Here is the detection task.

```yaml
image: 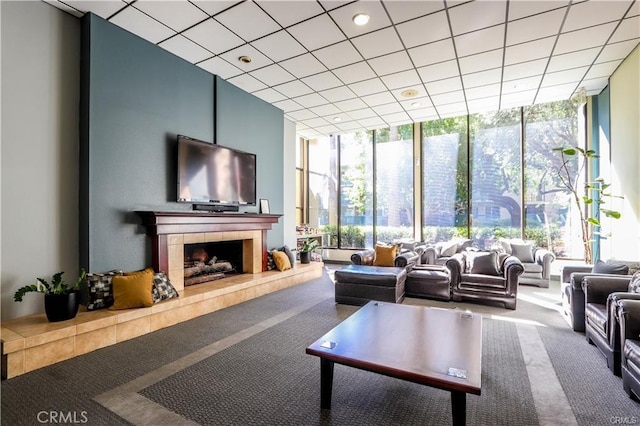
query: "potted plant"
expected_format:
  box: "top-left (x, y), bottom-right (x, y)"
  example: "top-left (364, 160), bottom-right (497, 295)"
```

top-left (299, 238), bottom-right (321, 264)
top-left (14, 270), bottom-right (86, 322)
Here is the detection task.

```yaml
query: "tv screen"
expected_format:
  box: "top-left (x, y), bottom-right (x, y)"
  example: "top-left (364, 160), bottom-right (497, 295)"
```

top-left (177, 135), bottom-right (256, 206)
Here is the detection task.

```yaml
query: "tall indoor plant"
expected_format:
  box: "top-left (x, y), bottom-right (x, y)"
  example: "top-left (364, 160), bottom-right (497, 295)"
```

top-left (14, 270), bottom-right (86, 322)
top-left (553, 146), bottom-right (621, 264)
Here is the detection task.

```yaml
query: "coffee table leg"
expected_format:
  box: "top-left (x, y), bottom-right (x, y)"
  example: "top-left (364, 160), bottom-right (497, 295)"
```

top-left (451, 391), bottom-right (466, 426)
top-left (320, 358), bottom-right (334, 409)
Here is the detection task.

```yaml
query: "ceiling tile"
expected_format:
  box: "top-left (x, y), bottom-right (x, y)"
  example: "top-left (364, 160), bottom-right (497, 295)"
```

top-left (501, 75), bottom-right (543, 94)
top-left (286, 109), bottom-right (318, 121)
top-left (436, 102), bottom-right (468, 117)
top-left (554, 22), bottom-right (618, 55)
top-left (62, 0), bottom-right (126, 18)
top-left (400, 96), bottom-right (433, 110)
top-left (541, 66), bottom-right (589, 87)
top-left (535, 82), bottom-right (578, 103)
top-left (507, 1), bottom-right (568, 21)
top-left (315, 124), bottom-right (342, 134)
top-left (273, 98), bottom-right (304, 113)
top-left (318, 86), bottom-right (358, 102)
top-left (448, 0), bottom-right (507, 36)
top-left (372, 102), bottom-right (404, 115)
top-left (214, 1), bottom-right (280, 42)
top-left (334, 98), bottom-right (369, 112)
top-left (609, 16), bottom-right (640, 43)
top-left (191, 1), bottom-right (241, 17)
top-left (467, 96), bottom-right (500, 113)
top-left (332, 61), bottom-right (377, 84)
top-left (547, 47), bottom-right (600, 73)
top-left (255, 1), bottom-right (324, 27)
top-left (300, 117), bottom-right (331, 128)
top-left (596, 39), bottom-right (640, 63)
top-left (424, 76), bottom-right (463, 95)
top-left (504, 36), bottom-right (555, 65)
top-left (380, 69), bottom-right (422, 90)
top-left (309, 103), bottom-right (342, 116)
top-left (458, 49), bottom-right (503, 75)
top-left (396, 10), bottom-right (450, 48)
top-left (506, 9), bottom-right (565, 46)
top-left (109, 6), bottom-right (175, 44)
top-left (251, 30), bottom-right (307, 62)
top-left (407, 38), bottom-right (457, 68)
top-left (500, 89), bottom-right (537, 108)
top-left (349, 78), bottom-right (387, 97)
top-left (197, 56), bottom-right (243, 79)
top-left (279, 54), bottom-right (327, 78)
top-left (158, 34), bottom-right (212, 63)
top-left (408, 106), bottom-right (438, 121)
top-left (580, 77), bottom-right (609, 95)
top-left (273, 80), bottom-right (314, 98)
top-left (219, 44), bottom-right (273, 71)
top-left (287, 14), bottom-right (346, 51)
top-left (43, 1), bottom-right (83, 17)
top-left (250, 64), bottom-right (296, 86)
top-left (382, 111), bottom-right (411, 124)
top-left (357, 117), bottom-right (388, 130)
top-left (430, 90), bottom-right (466, 106)
top-left (251, 87), bottom-right (287, 103)
top-left (584, 60), bottom-right (624, 79)
top-left (346, 108), bottom-right (377, 120)
top-left (182, 18), bottom-right (244, 55)
top-left (226, 73), bottom-right (267, 93)
top-left (462, 68), bottom-right (502, 88)
top-left (318, 1), bottom-right (353, 11)
top-left (134, 0), bottom-right (208, 32)
top-left (417, 60), bottom-right (460, 83)
top-left (465, 84), bottom-right (501, 100)
top-left (336, 122), bottom-right (366, 132)
top-left (384, 0), bottom-right (445, 24)
top-left (300, 71), bottom-right (343, 91)
top-left (563, 0), bottom-right (633, 33)
top-left (313, 41), bottom-right (362, 69)
top-left (454, 24), bottom-right (505, 57)
top-left (292, 93), bottom-right (330, 108)
top-left (360, 91), bottom-right (397, 107)
top-left (367, 51), bottom-right (414, 76)
top-left (351, 27), bottom-right (404, 59)
top-left (502, 58), bottom-right (548, 80)
top-left (328, 1), bottom-right (392, 38)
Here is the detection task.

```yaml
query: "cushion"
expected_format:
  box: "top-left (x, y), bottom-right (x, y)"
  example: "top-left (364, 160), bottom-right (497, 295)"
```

top-left (151, 272), bottom-right (179, 303)
top-left (629, 271), bottom-right (640, 293)
top-left (440, 240), bottom-right (460, 257)
top-left (510, 243), bottom-right (535, 263)
top-left (266, 250), bottom-right (276, 271)
top-left (592, 260), bottom-right (629, 275)
top-left (466, 251), bottom-right (501, 276)
top-left (82, 269), bottom-right (123, 311)
top-left (110, 268), bottom-right (154, 310)
top-left (272, 250), bottom-right (292, 271)
top-left (281, 244), bottom-right (296, 267)
top-left (498, 239), bottom-right (512, 255)
top-left (373, 244), bottom-right (399, 267)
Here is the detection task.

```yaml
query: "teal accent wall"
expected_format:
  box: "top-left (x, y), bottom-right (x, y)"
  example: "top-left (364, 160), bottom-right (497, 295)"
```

top-left (81, 14), bottom-right (284, 271)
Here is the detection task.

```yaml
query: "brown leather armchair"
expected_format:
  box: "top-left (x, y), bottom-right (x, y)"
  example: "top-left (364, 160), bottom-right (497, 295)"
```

top-left (446, 251), bottom-right (524, 310)
top-left (617, 299), bottom-right (640, 400)
top-left (583, 273), bottom-right (640, 376)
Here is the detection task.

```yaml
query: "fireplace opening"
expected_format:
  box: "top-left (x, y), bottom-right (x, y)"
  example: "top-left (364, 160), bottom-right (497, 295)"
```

top-left (184, 241), bottom-right (243, 286)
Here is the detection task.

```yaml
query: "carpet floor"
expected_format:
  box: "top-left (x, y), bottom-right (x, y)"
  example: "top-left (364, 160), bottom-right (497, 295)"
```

top-left (2, 266), bottom-right (639, 425)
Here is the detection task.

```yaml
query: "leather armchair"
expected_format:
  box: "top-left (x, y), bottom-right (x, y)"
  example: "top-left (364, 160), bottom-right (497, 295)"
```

top-left (583, 274), bottom-right (639, 376)
top-left (447, 252), bottom-right (524, 310)
top-left (351, 248), bottom-right (419, 271)
top-left (617, 299), bottom-right (640, 400)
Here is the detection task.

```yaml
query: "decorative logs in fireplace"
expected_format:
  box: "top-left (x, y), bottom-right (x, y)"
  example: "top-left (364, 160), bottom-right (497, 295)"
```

top-left (183, 257), bottom-right (235, 287)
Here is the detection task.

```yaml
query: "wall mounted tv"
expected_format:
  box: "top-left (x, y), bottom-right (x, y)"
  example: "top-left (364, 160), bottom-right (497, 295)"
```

top-left (177, 135), bottom-right (256, 212)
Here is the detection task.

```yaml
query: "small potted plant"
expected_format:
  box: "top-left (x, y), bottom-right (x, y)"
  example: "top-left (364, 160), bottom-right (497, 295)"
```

top-left (299, 238), bottom-right (321, 264)
top-left (14, 270), bottom-right (86, 322)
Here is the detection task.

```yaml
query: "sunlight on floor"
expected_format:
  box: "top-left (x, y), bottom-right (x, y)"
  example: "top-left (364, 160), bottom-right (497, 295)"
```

top-left (490, 314), bottom-right (547, 327)
top-left (517, 292), bottom-right (564, 313)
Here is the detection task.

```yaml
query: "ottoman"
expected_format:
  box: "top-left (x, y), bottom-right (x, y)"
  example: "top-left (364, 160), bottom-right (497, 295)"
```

top-left (334, 265), bottom-right (407, 305)
top-left (406, 266), bottom-right (451, 301)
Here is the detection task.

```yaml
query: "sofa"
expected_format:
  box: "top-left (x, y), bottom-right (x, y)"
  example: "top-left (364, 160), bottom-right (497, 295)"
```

top-left (446, 251), bottom-right (524, 310)
top-left (496, 239), bottom-right (555, 288)
top-left (583, 272), bottom-right (640, 376)
top-left (422, 238), bottom-right (473, 265)
top-left (617, 299), bottom-right (640, 401)
top-left (561, 260), bottom-right (640, 332)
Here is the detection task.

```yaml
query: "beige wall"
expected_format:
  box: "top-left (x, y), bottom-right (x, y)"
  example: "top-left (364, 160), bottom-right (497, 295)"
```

top-left (609, 44), bottom-right (640, 260)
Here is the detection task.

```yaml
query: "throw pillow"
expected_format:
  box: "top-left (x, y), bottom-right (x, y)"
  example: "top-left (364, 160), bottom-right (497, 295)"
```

top-left (440, 240), bottom-right (460, 257)
top-left (82, 269), bottom-right (123, 311)
top-left (281, 245), bottom-right (296, 267)
top-left (272, 250), bottom-right (292, 271)
top-left (629, 271), bottom-right (640, 293)
top-left (592, 260), bottom-right (629, 275)
top-left (466, 251), bottom-right (501, 276)
top-left (266, 250), bottom-right (276, 271)
top-left (498, 239), bottom-right (512, 255)
top-left (151, 272), bottom-right (179, 303)
top-left (510, 243), bottom-right (535, 263)
top-left (110, 268), bottom-right (154, 310)
top-left (373, 244), bottom-right (399, 267)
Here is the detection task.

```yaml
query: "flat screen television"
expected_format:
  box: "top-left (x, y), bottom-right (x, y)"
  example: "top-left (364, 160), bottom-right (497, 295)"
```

top-left (177, 135), bottom-right (256, 211)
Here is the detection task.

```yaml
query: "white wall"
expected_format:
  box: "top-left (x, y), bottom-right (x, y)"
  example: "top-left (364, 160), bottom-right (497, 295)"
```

top-left (609, 44), bottom-right (640, 260)
top-left (1, 1), bottom-right (80, 320)
top-left (283, 119), bottom-right (297, 250)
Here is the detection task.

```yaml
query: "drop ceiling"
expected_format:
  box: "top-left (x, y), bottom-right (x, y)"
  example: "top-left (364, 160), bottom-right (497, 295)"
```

top-left (45, 0), bottom-right (640, 138)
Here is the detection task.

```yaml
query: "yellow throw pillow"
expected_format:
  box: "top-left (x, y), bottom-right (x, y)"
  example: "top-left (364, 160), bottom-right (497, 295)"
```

top-left (272, 250), bottom-right (292, 271)
top-left (110, 268), bottom-right (154, 310)
top-left (373, 244), bottom-right (399, 267)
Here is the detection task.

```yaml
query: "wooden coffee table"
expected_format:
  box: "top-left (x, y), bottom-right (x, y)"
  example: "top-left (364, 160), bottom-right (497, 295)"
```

top-left (306, 301), bottom-right (482, 425)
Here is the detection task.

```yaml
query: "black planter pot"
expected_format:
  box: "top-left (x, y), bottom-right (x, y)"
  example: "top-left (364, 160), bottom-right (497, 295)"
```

top-left (300, 251), bottom-right (311, 264)
top-left (44, 291), bottom-right (79, 322)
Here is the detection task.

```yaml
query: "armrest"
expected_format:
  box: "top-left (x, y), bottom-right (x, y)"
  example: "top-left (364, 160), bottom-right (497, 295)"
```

top-left (395, 250), bottom-right (418, 269)
top-left (583, 275), bottom-right (632, 304)
top-left (617, 299), bottom-right (640, 343)
top-left (534, 249), bottom-right (555, 279)
top-left (503, 256), bottom-right (525, 294)
top-left (561, 265), bottom-right (593, 284)
top-left (422, 246), bottom-right (437, 264)
top-left (571, 272), bottom-right (632, 291)
top-left (350, 249), bottom-right (375, 266)
top-left (445, 253), bottom-right (465, 287)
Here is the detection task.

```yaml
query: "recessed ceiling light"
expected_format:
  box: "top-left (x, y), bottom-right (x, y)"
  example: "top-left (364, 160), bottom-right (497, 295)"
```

top-left (411, 102), bottom-right (421, 107)
top-left (333, 116), bottom-right (342, 122)
top-left (238, 56), bottom-right (252, 64)
top-left (400, 89), bottom-right (419, 98)
top-left (352, 13), bottom-right (370, 26)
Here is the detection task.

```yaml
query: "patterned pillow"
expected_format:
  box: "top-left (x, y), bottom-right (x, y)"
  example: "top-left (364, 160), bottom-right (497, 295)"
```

top-left (629, 271), bottom-right (640, 294)
top-left (152, 272), bottom-right (179, 303)
top-left (266, 250), bottom-right (276, 271)
top-left (82, 270), bottom-right (123, 311)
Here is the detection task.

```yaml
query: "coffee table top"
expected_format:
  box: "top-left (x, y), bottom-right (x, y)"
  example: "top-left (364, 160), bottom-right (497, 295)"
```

top-left (306, 301), bottom-right (482, 395)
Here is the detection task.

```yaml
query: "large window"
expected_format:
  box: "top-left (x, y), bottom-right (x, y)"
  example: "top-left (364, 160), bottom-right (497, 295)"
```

top-left (307, 136), bottom-right (338, 246)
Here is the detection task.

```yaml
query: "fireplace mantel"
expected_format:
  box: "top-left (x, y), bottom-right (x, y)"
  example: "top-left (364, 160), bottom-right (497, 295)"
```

top-left (136, 211), bottom-right (282, 288)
